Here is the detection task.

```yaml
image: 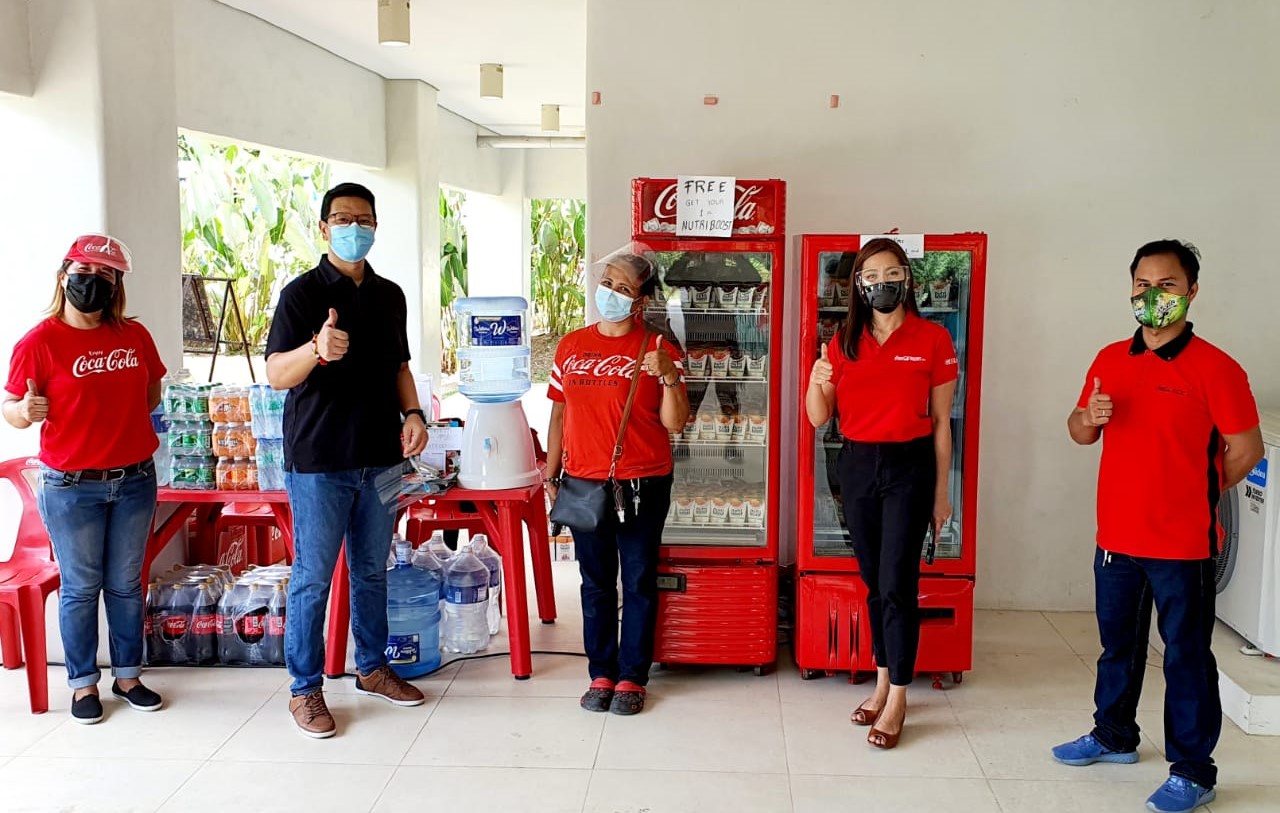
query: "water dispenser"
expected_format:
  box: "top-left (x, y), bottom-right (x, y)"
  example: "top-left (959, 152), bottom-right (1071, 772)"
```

top-left (455, 296), bottom-right (541, 490)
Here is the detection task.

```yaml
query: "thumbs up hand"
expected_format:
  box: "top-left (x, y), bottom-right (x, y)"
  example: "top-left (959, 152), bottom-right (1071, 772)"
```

top-left (316, 308), bottom-right (349, 363)
top-left (810, 342), bottom-right (834, 388)
top-left (21, 379), bottom-right (49, 424)
top-left (1085, 377), bottom-right (1113, 427)
top-left (642, 334), bottom-right (677, 384)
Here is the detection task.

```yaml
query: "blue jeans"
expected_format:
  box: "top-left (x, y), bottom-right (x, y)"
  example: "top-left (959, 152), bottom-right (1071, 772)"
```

top-left (573, 474), bottom-right (672, 686)
top-left (36, 462), bottom-right (157, 690)
top-left (284, 467), bottom-right (397, 695)
top-left (1091, 548), bottom-right (1221, 788)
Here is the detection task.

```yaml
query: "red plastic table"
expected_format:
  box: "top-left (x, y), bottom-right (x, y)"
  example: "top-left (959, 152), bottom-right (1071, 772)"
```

top-left (324, 480), bottom-right (557, 680)
top-left (147, 488), bottom-right (294, 580)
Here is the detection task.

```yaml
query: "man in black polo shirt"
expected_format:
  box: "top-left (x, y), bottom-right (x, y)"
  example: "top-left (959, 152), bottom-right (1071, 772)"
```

top-left (1053, 240), bottom-right (1263, 813)
top-left (266, 183), bottom-right (429, 739)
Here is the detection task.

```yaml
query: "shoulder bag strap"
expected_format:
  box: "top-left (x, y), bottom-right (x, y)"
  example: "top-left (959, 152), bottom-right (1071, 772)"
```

top-left (606, 326), bottom-right (654, 481)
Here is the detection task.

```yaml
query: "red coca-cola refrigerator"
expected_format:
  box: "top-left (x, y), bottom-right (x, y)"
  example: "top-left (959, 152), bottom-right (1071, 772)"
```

top-left (794, 233), bottom-right (987, 687)
top-left (632, 178), bottom-right (786, 674)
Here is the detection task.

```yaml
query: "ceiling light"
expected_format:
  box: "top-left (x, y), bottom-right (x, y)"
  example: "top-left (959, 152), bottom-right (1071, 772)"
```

top-left (541, 104), bottom-right (561, 132)
top-left (378, 0), bottom-right (410, 47)
top-left (480, 63), bottom-right (504, 99)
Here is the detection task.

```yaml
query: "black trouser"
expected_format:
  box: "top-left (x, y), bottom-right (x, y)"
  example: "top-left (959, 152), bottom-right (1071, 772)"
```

top-left (573, 474), bottom-right (673, 686)
top-left (837, 437), bottom-right (935, 686)
top-left (1091, 549), bottom-right (1221, 788)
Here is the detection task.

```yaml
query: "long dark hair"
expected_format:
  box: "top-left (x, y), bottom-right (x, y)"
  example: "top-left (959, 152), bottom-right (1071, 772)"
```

top-left (839, 238), bottom-right (919, 361)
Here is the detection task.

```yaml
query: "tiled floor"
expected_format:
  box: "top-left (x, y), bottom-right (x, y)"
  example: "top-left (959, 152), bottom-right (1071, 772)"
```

top-left (2, 564), bottom-right (1278, 813)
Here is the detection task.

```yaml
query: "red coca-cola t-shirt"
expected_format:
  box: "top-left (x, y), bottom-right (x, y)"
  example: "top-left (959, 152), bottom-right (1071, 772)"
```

top-left (549, 323), bottom-right (685, 480)
top-left (6, 317), bottom-right (166, 471)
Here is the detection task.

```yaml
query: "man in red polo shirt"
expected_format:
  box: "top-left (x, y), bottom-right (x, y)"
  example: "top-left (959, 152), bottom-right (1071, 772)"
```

top-left (1053, 240), bottom-right (1264, 813)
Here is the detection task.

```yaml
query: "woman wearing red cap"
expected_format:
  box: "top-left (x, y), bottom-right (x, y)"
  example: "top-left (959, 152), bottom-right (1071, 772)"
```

top-left (3, 234), bottom-right (167, 724)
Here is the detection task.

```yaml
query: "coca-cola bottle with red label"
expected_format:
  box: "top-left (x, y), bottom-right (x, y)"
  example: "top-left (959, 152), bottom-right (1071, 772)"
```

top-left (143, 582), bottom-right (163, 665)
top-left (218, 582), bottom-right (246, 665)
top-left (237, 583), bottom-right (269, 665)
top-left (190, 583), bottom-right (219, 665)
top-left (264, 583), bottom-right (287, 666)
top-left (159, 583), bottom-right (191, 665)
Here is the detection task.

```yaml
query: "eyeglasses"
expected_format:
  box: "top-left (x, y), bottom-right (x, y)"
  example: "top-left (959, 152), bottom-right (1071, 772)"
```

top-left (858, 265), bottom-right (909, 285)
top-left (326, 214), bottom-right (377, 228)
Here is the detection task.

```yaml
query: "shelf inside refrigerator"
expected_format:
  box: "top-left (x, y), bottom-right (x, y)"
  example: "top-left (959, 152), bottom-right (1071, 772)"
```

top-left (684, 376), bottom-right (768, 385)
top-left (661, 524), bottom-right (767, 548)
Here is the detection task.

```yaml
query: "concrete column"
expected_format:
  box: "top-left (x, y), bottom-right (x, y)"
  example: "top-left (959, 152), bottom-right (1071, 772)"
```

top-left (463, 150), bottom-right (528, 301)
top-left (348, 79), bottom-right (442, 384)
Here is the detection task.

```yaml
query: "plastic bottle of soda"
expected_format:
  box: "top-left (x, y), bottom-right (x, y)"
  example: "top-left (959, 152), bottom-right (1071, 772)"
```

top-left (265, 583), bottom-right (287, 666)
top-left (159, 583), bottom-right (191, 665)
top-left (143, 582), bottom-right (162, 665)
top-left (190, 583), bottom-right (219, 665)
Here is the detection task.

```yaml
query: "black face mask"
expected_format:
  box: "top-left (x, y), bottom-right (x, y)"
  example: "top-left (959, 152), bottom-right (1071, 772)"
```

top-left (861, 280), bottom-right (907, 314)
top-left (65, 274), bottom-right (116, 314)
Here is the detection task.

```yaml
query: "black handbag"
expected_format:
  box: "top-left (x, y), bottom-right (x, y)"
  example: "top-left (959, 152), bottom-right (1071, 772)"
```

top-left (549, 327), bottom-right (652, 533)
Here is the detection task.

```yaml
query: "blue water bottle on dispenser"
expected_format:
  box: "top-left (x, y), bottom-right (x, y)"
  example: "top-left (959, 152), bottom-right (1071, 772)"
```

top-left (455, 296), bottom-right (541, 490)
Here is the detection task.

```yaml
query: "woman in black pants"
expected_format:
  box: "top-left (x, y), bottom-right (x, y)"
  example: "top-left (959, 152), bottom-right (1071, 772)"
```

top-left (806, 238), bottom-right (957, 749)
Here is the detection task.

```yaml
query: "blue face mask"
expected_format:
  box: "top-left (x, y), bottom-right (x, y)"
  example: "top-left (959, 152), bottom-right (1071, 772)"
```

top-left (329, 224), bottom-right (376, 263)
top-left (595, 285), bottom-right (635, 323)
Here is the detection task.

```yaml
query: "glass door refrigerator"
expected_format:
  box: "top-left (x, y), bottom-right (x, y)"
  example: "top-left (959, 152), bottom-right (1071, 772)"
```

top-left (794, 233), bottom-right (987, 687)
top-left (631, 178), bottom-right (786, 674)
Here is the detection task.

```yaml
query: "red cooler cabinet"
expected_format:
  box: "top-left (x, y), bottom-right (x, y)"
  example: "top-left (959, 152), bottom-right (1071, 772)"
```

top-left (632, 178), bottom-right (787, 672)
top-left (794, 233), bottom-right (987, 687)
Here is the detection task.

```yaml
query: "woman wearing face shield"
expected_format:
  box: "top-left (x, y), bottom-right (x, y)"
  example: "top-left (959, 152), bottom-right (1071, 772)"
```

top-left (3, 235), bottom-right (167, 723)
top-left (806, 238), bottom-right (958, 749)
top-left (545, 249), bottom-right (690, 716)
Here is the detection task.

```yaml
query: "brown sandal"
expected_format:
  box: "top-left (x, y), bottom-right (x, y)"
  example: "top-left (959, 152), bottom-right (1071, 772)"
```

top-left (850, 700), bottom-right (881, 727)
top-left (867, 710), bottom-right (906, 750)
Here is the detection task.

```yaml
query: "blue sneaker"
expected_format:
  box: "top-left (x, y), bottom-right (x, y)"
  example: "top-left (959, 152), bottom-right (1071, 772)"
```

top-left (1145, 776), bottom-right (1215, 813)
top-left (1051, 734), bottom-right (1139, 766)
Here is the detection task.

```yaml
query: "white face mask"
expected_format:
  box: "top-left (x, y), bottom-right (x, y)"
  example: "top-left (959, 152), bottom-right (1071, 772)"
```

top-left (595, 285), bottom-right (635, 323)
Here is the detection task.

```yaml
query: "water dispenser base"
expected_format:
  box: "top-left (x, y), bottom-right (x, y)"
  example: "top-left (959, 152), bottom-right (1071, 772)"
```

top-left (459, 401), bottom-right (542, 491)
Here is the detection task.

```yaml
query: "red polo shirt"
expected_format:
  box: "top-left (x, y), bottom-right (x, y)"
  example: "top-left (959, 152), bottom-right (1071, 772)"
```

top-left (1078, 327), bottom-right (1259, 560)
top-left (828, 314), bottom-right (958, 443)
top-left (549, 323), bottom-right (685, 480)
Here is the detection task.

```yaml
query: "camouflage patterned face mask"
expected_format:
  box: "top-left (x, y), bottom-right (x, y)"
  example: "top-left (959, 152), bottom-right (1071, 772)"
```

top-left (1131, 288), bottom-right (1189, 329)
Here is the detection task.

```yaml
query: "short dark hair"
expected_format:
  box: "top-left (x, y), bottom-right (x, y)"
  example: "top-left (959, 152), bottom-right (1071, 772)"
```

top-left (321, 182), bottom-right (377, 222)
top-left (1130, 239), bottom-right (1200, 286)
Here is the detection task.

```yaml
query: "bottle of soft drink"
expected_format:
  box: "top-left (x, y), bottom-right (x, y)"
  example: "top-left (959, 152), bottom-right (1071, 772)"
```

top-left (143, 582), bottom-right (162, 665)
top-left (218, 581), bottom-right (246, 665)
top-left (237, 582), bottom-right (270, 665)
top-left (190, 583), bottom-right (219, 665)
top-left (442, 546), bottom-right (490, 654)
top-left (265, 583), bottom-right (287, 666)
top-left (159, 583), bottom-right (191, 665)
top-left (386, 537), bottom-right (442, 678)
top-left (468, 534), bottom-right (503, 636)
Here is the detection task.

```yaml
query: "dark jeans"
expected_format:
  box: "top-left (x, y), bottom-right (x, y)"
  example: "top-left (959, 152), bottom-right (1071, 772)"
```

top-left (1091, 548), bottom-right (1221, 788)
top-left (284, 466), bottom-right (398, 695)
top-left (573, 474), bottom-right (672, 686)
top-left (837, 437), bottom-right (935, 686)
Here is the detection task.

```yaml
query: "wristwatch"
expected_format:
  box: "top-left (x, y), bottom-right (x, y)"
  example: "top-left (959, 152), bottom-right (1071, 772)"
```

top-left (403, 408), bottom-right (425, 422)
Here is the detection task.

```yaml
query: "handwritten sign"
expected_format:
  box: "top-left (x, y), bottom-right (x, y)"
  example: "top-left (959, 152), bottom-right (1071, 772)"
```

top-left (676, 175), bottom-right (736, 238)
top-left (860, 233), bottom-right (925, 259)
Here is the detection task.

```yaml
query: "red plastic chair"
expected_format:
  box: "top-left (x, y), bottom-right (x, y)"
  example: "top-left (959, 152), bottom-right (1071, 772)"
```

top-left (215, 503), bottom-right (288, 573)
top-left (0, 457), bottom-right (61, 714)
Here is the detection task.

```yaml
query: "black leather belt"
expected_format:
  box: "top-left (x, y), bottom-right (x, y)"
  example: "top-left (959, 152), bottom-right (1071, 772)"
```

top-left (64, 460), bottom-right (152, 482)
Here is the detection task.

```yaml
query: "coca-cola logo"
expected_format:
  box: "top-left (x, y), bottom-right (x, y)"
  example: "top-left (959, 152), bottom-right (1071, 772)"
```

top-left (72, 348), bottom-right (139, 378)
top-left (191, 614), bottom-right (218, 635)
top-left (161, 616), bottom-right (188, 639)
top-left (82, 241), bottom-right (122, 259)
top-left (560, 353), bottom-right (637, 380)
top-left (652, 183), bottom-right (764, 223)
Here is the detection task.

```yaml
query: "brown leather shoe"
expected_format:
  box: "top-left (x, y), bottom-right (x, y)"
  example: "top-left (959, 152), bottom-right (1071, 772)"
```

top-left (354, 666), bottom-right (426, 707)
top-left (289, 689), bottom-right (336, 739)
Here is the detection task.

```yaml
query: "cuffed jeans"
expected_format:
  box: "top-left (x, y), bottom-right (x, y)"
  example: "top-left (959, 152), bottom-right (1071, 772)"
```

top-left (837, 437), bottom-right (935, 687)
top-left (284, 466), bottom-right (397, 695)
top-left (1090, 548), bottom-right (1221, 788)
top-left (36, 461), bottom-right (157, 690)
top-left (573, 474), bottom-right (672, 686)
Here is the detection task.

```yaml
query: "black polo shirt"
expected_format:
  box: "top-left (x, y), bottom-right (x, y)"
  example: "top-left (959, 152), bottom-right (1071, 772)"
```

top-left (265, 256), bottom-right (410, 473)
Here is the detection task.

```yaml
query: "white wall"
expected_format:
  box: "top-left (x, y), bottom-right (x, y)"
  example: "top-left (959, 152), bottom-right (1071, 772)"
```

top-left (587, 0), bottom-right (1280, 611)
top-left (0, 0), bottom-right (32, 96)
top-left (173, 0), bottom-right (386, 168)
top-left (526, 149), bottom-right (587, 200)
top-left (438, 108), bottom-right (503, 194)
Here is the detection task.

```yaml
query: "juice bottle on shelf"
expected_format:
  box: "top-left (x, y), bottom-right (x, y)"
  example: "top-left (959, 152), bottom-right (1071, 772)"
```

top-left (216, 458), bottom-right (233, 490)
top-left (243, 457), bottom-right (258, 491)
